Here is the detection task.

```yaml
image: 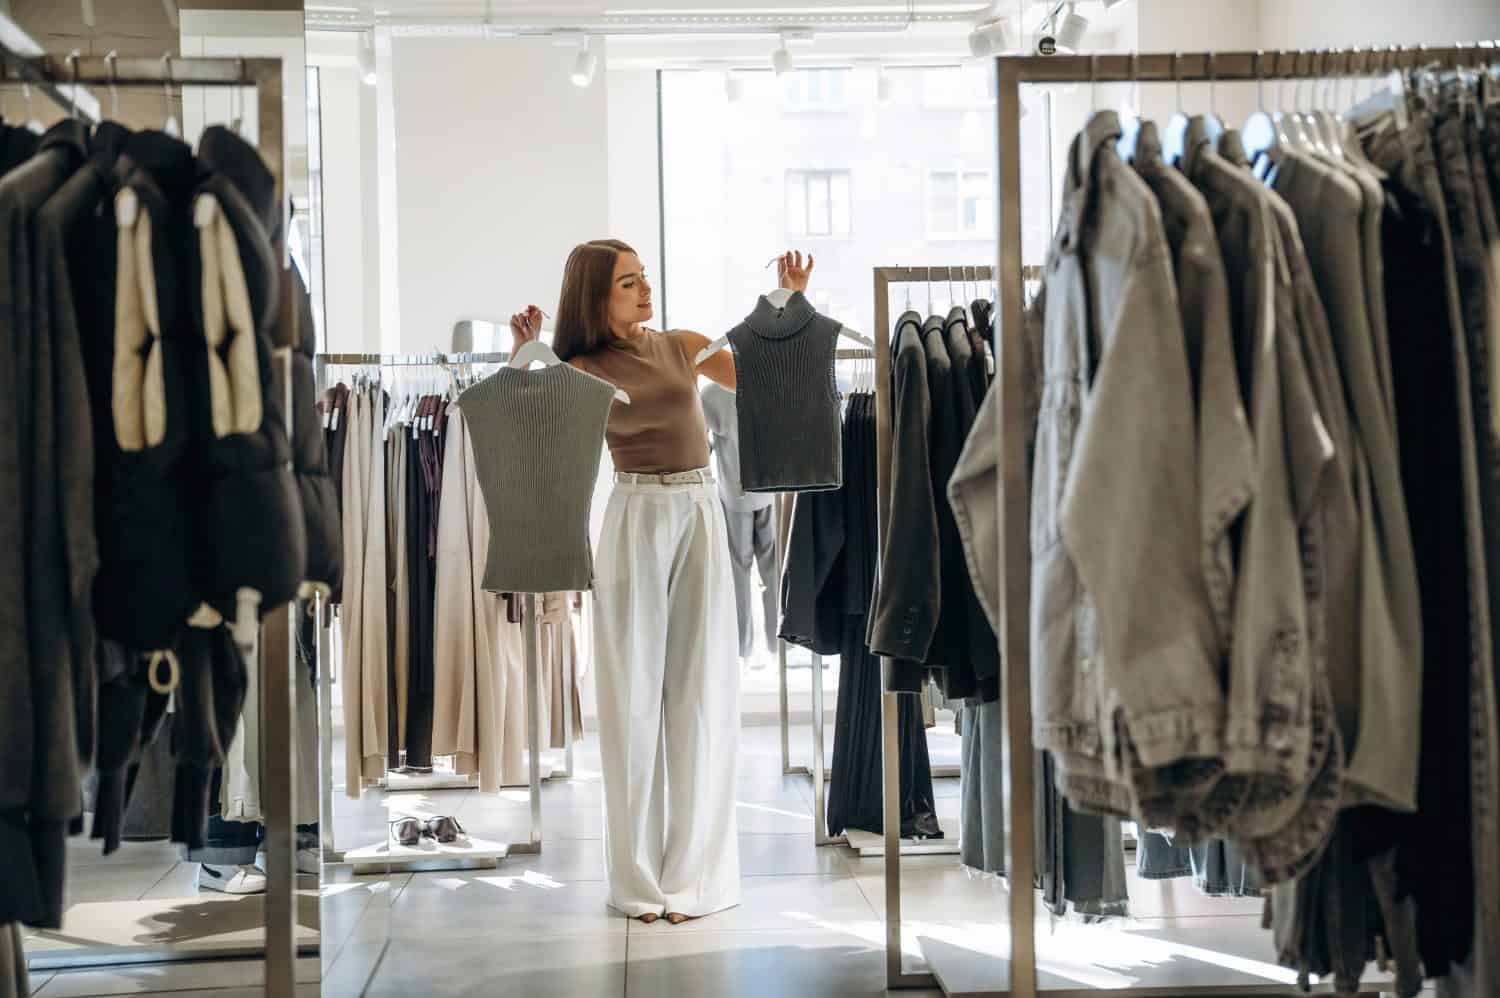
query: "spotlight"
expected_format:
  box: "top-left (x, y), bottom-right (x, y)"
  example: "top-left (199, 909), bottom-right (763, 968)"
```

top-left (1055, 3), bottom-right (1088, 53)
top-left (968, 17), bottom-right (1014, 59)
top-left (725, 71), bottom-right (742, 102)
top-left (571, 38), bottom-right (598, 87)
top-left (357, 31), bottom-right (377, 86)
top-left (772, 45), bottom-right (793, 76)
top-left (876, 67), bottom-right (893, 103)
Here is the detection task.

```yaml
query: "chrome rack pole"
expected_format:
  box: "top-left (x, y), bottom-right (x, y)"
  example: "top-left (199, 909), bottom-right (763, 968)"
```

top-left (776, 493), bottom-right (807, 776)
top-left (562, 596), bottom-right (575, 780)
top-left (519, 593), bottom-right (544, 855)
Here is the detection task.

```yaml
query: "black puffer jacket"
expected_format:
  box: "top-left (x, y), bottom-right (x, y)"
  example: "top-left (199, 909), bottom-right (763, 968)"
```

top-left (187, 127), bottom-right (305, 617)
top-left (200, 125), bottom-right (340, 595)
top-left (283, 261), bottom-right (342, 593)
top-left (96, 131), bottom-right (198, 651)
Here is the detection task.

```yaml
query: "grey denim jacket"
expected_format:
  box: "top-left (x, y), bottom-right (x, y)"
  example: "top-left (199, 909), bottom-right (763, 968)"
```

top-left (1027, 112), bottom-right (1228, 813)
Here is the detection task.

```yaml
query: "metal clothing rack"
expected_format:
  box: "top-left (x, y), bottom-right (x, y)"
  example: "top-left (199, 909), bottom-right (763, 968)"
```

top-left (0, 48), bottom-right (299, 994)
top-left (879, 43), bottom-right (1500, 998)
top-left (315, 350), bottom-right (580, 874)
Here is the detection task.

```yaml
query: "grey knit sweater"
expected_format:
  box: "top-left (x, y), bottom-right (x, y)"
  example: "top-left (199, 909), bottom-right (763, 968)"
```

top-left (727, 291), bottom-right (843, 492)
top-left (456, 363), bottom-right (617, 593)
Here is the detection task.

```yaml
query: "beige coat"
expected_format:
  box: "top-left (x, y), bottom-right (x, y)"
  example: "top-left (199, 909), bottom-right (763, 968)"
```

top-left (340, 386), bottom-right (389, 797)
top-left (431, 410), bottom-right (585, 792)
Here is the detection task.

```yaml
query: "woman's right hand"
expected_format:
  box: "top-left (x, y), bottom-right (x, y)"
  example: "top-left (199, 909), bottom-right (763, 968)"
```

top-left (509, 306), bottom-right (544, 353)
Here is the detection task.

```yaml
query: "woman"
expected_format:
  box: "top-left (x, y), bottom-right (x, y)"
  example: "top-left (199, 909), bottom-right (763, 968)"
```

top-left (509, 240), bottom-right (813, 924)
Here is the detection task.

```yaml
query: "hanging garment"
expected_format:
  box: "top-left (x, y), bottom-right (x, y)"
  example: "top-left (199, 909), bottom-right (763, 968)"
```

top-left (387, 425), bottom-right (410, 766)
top-left (187, 129), bottom-right (305, 620)
top-left (0, 119), bottom-right (98, 930)
top-left (869, 311), bottom-right (939, 694)
top-left (457, 364), bottom-right (618, 594)
top-left (340, 384), bottom-right (390, 797)
top-left (804, 393), bottom-right (938, 840)
top-left (921, 312), bottom-right (977, 700)
top-left (723, 290), bottom-right (844, 492)
top-left (592, 473), bottom-right (741, 918)
top-left (404, 420), bottom-right (434, 769)
top-left (539, 592), bottom-right (585, 748)
top-left (940, 307), bottom-right (999, 701)
top-left (702, 383), bottom-right (778, 657)
top-left (169, 622), bottom-right (248, 848)
top-left (430, 406), bottom-right (534, 791)
top-left (1268, 147), bottom-right (1422, 815)
top-left (1180, 122), bottom-right (1343, 863)
top-left (1028, 111), bottom-right (1229, 821)
top-left (959, 699), bottom-right (1006, 873)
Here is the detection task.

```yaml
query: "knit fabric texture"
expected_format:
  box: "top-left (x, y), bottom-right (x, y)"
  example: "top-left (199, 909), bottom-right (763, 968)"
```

top-left (726, 292), bottom-right (843, 492)
top-left (457, 363), bottom-right (617, 593)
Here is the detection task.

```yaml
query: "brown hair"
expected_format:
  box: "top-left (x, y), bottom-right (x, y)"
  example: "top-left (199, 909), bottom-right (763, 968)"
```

top-left (554, 238), bottom-right (638, 361)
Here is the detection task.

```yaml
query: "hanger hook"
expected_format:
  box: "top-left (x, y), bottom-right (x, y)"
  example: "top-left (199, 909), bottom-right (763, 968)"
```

top-left (105, 50), bottom-right (120, 119)
top-left (1129, 51), bottom-right (1139, 113)
top-left (66, 50), bottom-right (79, 119)
top-left (161, 53), bottom-right (173, 123)
top-left (1173, 51), bottom-right (1182, 111)
top-left (1089, 54), bottom-right (1099, 110)
top-left (1255, 49), bottom-right (1265, 111)
top-left (1207, 51), bottom-right (1217, 118)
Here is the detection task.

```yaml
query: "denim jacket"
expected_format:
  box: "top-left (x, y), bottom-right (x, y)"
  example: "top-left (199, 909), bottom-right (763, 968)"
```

top-left (1029, 112), bottom-right (1227, 813)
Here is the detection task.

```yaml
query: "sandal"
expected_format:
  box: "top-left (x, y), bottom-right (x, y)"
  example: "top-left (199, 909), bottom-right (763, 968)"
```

top-left (389, 816), bottom-right (422, 847)
top-left (665, 913), bottom-right (696, 925)
top-left (638, 913), bottom-right (660, 924)
top-left (423, 816), bottom-right (466, 844)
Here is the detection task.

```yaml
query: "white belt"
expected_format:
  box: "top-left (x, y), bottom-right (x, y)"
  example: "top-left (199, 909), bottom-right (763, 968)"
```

top-left (615, 469), bottom-right (714, 485)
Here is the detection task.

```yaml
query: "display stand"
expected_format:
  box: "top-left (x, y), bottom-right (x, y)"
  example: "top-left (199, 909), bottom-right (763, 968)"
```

top-left (881, 45), bottom-right (1496, 996)
top-left (314, 351), bottom-right (578, 875)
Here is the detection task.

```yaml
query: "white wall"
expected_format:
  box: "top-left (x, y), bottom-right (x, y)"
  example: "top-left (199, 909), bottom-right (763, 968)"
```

top-left (1259, 0), bottom-right (1500, 48)
top-left (180, 9), bottom-right (309, 200)
top-left (386, 36), bottom-right (611, 353)
top-left (606, 68), bottom-right (664, 302)
top-left (318, 64), bottom-right (378, 352)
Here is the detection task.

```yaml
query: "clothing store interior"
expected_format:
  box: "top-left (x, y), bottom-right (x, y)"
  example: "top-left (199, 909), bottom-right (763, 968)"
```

top-left (5, 0), bottom-right (1500, 996)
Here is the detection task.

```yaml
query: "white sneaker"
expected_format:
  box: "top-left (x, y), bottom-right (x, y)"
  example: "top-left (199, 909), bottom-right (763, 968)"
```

top-left (198, 863), bottom-right (267, 895)
top-left (297, 848), bottom-right (320, 875)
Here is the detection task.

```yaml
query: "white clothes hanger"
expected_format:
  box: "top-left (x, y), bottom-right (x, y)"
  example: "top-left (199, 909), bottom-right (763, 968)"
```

top-left (509, 335), bottom-right (630, 404)
top-left (695, 265), bottom-right (872, 365)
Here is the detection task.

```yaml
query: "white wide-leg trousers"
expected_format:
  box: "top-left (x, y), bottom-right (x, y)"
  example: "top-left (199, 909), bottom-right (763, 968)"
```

top-left (593, 476), bottom-right (742, 918)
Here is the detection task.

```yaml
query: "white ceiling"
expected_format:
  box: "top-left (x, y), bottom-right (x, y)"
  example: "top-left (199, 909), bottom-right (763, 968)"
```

top-left (304, 0), bottom-right (1137, 67)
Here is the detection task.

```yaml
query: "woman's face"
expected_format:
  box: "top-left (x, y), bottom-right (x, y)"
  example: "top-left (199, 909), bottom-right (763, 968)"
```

top-left (608, 251), bottom-right (653, 332)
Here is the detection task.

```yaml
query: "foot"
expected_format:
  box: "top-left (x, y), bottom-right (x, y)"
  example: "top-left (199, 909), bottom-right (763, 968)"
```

top-left (296, 848), bottom-right (320, 875)
top-left (637, 912), bottom-right (660, 924)
top-left (665, 912), bottom-right (696, 925)
top-left (197, 863), bottom-right (267, 895)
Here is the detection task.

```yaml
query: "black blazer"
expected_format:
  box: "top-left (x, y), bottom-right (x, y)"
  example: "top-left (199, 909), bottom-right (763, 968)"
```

top-left (869, 312), bottom-right (938, 692)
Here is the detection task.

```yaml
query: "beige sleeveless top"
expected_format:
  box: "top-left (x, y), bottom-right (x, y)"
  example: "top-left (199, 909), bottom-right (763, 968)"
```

top-left (570, 330), bottom-right (711, 474)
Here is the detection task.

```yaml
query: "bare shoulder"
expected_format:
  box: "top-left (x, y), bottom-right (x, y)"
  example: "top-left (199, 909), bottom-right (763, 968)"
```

top-left (667, 329), bottom-right (711, 350)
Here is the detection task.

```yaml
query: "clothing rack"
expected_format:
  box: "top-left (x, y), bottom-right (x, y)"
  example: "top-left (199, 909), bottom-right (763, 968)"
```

top-left (862, 266), bottom-right (993, 869)
top-left (878, 43), bottom-right (1500, 998)
top-left (316, 350), bottom-right (580, 874)
top-left (0, 47), bottom-right (298, 995)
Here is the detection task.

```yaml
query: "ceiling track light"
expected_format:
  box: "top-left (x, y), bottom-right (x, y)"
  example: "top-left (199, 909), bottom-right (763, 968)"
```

top-left (357, 30), bottom-right (377, 86)
top-left (570, 36), bottom-right (599, 87)
top-left (967, 16), bottom-right (1013, 59)
top-left (1054, 2), bottom-right (1088, 53)
top-left (772, 44), bottom-right (792, 76)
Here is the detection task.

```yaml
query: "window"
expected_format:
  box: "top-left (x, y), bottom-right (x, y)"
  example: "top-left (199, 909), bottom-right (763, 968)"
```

top-left (920, 64), bottom-right (997, 110)
top-left (926, 168), bottom-right (994, 238)
top-left (786, 169), bottom-right (852, 238)
top-left (302, 66), bottom-right (328, 351)
top-left (783, 68), bottom-right (848, 110)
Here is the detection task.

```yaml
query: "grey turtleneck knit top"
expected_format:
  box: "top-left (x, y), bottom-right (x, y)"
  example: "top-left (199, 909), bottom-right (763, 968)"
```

top-left (456, 363), bottom-right (617, 593)
top-left (726, 291), bottom-right (844, 492)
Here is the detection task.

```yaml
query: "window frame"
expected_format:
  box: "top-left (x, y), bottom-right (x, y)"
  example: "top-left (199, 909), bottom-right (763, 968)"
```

top-left (924, 165), bottom-right (995, 241)
top-left (785, 167), bottom-right (854, 240)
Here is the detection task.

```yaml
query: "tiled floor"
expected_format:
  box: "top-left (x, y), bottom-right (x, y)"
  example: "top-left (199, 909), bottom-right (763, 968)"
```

top-left (27, 722), bottom-right (1380, 997)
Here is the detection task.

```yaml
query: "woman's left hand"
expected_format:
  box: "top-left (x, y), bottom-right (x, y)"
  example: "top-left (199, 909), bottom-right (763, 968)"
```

top-left (777, 250), bottom-right (814, 294)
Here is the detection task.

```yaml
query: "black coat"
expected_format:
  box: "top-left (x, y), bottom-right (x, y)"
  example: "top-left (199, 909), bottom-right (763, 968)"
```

top-left (284, 260), bottom-right (342, 592)
top-left (188, 131), bottom-right (305, 616)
